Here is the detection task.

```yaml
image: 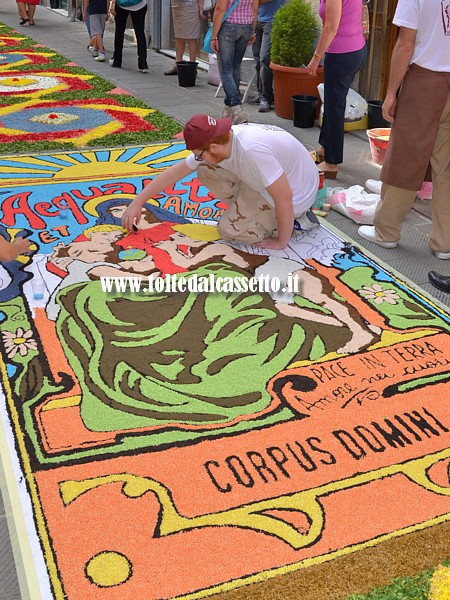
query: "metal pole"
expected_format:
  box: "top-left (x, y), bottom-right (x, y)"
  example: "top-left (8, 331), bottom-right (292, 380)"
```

top-left (364, 0), bottom-right (378, 99)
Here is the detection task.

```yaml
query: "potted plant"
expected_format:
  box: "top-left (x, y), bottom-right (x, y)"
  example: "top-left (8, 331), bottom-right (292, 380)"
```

top-left (270, 0), bottom-right (323, 120)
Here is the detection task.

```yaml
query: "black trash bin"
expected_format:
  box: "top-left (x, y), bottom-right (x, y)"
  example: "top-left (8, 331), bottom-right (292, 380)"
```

top-left (292, 95), bottom-right (318, 128)
top-left (368, 100), bottom-right (391, 129)
top-left (176, 61), bottom-right (198, 88)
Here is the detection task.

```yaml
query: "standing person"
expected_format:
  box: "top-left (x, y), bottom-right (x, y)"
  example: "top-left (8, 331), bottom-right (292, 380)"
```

top-left (164, 0), bottom-right (205, 76)
top-left (210, 0), bottom-right (259, 124)
top-left (16, 0), bottom-right (39, 26)
top-left (109, 0), bottom-right (149, 73)
top-left (122, 114), bottom-right (319, 250)
top-left (248, 0), bottom-right (286, 113)
top-left (84, 0), bottom-right (109, 62)
top-left (306, 0), bottom-right (367, 178)
top-left (84, 3), bottom-right (98, 58)
top-left (358, 0), bottom-right (450, 259)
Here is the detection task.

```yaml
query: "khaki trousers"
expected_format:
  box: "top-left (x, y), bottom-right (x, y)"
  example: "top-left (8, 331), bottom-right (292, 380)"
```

top-left (374, 92), bottom-right (450, 252)
top-left (198, 164), bottom-right (278, 243)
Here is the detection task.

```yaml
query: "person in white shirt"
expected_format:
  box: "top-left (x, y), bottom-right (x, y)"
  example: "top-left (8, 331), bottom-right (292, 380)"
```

top-left (358, 0), bottom-right (450, 259)
top-left (122, 114), bottom-right (319, 250)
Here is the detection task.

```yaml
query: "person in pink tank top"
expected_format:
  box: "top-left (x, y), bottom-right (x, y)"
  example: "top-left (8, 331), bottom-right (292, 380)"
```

top-left (307, 0), bottom-right (367, 178)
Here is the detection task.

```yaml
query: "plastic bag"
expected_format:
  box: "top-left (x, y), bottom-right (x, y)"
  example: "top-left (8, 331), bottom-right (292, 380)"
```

top-left (207, 53), bottom-right (220, 86)
top-left (317, 84), bottom-right (368, 123)
top-left (328, 185), bottom-right (380, 224)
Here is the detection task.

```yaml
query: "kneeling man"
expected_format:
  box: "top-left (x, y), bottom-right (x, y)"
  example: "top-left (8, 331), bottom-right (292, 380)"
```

top-left (122, 114), bottom-right (319, 250)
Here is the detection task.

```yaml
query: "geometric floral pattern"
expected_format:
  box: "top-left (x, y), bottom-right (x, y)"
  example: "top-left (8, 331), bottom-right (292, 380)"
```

top-left (0, 70), bottom-right (93, 97)
top-left (0, 50), bottom-right (55, 70)
top-left (0, 98), bottom-right (156, 146)
top-left (0, 23), bottom-right (182, 151)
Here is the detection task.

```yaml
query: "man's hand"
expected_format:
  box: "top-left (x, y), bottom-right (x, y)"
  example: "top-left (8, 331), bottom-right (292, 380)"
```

top-left (382, 92), bottom-right (397, 123)
top-left (253, 237), bottom-right (287, 250)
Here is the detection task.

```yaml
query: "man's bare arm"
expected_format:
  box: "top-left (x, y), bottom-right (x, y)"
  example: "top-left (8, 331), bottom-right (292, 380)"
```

top-left (383, 26), bottom-right (416, 123)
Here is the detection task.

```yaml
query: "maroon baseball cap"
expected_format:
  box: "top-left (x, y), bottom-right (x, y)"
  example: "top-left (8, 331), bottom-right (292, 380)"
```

top-left (184, 114), bottom-right (232, 150)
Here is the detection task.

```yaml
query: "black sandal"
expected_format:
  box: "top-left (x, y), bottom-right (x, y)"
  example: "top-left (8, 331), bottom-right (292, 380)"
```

top-left (20, 18), bottom-right (29, 25)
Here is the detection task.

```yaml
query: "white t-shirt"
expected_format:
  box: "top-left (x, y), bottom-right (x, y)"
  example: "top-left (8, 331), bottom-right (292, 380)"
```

top-left (393, 0), bottom-right (450, 72)
top-left (186, 123), bottom-right (319, 216)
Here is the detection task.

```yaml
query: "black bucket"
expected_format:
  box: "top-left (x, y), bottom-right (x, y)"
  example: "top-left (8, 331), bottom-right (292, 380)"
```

top-left (368, 100), bottom-right (391, 129)
top-left (292, 95), bottom-right (318, 128)
top-left (176, 61), bottom-right (198, 87)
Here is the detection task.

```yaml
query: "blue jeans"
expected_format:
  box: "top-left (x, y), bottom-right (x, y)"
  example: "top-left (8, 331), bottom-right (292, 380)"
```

top-left (252, 20), bottom-right (273, 103)
top-left (319, 46), bottom-right (367, 165)
top-left (217, 21), bottom-right (254, 107)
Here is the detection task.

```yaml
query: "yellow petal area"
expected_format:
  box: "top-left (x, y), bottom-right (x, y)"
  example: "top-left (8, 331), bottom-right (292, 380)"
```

top-left (0, 76), bottom-right (37, 87)
top-left (173, 223), bottom-right (221, 242)
top-left (429, 565), bottom-right (450, 600)
top-left (85, 551), bottom-right (132, 588)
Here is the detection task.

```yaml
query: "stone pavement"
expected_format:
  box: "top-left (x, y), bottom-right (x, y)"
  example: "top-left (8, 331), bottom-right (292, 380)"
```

top-left (0, 2), bottom-right (449, 598)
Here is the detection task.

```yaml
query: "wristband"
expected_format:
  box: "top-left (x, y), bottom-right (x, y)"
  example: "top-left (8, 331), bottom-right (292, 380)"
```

top-left (211, 38), bottom-right (218, 41)
top-left (314, 52), bottom-right (323, 59)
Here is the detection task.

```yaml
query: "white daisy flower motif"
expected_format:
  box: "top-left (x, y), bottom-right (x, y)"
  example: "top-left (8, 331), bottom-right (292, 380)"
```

top-left (359, 283), bottom-right (400, 305)
top-left (2, 327), bottom-right (38, 359)
top-left (30, 112), bottom-right (80, 125)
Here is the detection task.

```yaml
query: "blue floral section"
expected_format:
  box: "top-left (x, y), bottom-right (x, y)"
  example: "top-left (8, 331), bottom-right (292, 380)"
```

top-left (2, 107), bottom-right (113, 133)
top-left (0, 53), bottom-right (27, 66)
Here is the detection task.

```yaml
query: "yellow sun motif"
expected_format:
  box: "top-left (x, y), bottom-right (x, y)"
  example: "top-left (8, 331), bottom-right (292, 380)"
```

top-left (0, 143), bottom-right (189, 184)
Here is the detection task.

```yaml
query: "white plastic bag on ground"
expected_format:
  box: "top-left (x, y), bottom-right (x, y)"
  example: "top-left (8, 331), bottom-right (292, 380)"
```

top-left (317, 84), bottom-right (368, 129)
top-left (328, 185), bottom-right (380, 224)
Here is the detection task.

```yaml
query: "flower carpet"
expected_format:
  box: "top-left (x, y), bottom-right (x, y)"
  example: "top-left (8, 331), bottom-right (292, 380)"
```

top-left (0, 142), bottom-right (449, 600)
top-left (0, 23), bottom-right (182, 153)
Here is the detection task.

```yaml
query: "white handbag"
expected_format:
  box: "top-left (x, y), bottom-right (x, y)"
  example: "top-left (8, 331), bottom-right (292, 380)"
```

top-left (203, 0), bottom-right (216, 10)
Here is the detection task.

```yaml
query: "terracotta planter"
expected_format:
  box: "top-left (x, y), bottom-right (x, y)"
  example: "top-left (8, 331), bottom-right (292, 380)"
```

top-left (270, 63), bottom-right (324, 120)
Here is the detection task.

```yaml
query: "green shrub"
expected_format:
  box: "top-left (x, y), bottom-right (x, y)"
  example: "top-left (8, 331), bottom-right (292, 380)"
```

top-left (271, 0), bottom-right (320, 67)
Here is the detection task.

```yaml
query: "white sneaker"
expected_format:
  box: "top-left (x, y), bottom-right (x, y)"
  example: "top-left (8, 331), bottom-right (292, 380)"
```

top-left (95, 53), bottom-right (106, 62)
top-left (358, 225), bottom-right (398, 248)
top-left (138, 68), bottom-right (149, 73)
top-left (365, 179), bottom-right (382, 194)
top-left (294, 210), bottom-right (320, 232)
top-left (88, 46), bottom-right (98, 57)
top-left (433, 251), bottom-right (450, 260)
